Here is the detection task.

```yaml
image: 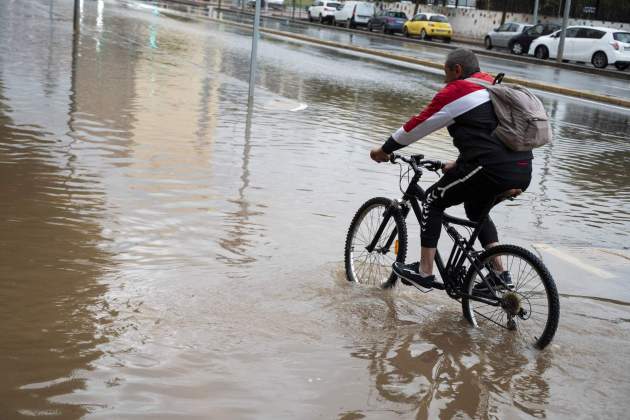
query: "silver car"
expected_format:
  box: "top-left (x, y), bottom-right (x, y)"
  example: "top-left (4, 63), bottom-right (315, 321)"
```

top-left (485, 22), bottom-right (531, 49)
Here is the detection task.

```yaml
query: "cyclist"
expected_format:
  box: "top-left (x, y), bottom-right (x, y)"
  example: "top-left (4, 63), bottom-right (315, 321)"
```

top-left (370, 49), bottom-right (532, 290)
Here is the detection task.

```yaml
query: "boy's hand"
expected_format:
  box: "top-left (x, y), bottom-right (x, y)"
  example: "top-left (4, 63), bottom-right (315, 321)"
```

top-left (370, 147), bottom-right (390, 163)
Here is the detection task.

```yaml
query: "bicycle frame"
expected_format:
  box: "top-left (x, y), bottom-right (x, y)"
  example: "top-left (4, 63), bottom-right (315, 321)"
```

top-left (367, 169), bottom-right (501, 306)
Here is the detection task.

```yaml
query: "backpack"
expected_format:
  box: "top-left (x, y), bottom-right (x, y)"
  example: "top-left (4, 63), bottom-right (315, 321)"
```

top-left (469, 73), bottom-right (553, 152)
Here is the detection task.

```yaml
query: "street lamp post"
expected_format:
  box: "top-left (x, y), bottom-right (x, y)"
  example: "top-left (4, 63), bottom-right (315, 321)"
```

top-left (73, 0), bottom-right (80, 30)
top-left (248, 0), bottom-right (262, 101)
top-left (556, 0), bottom-right (571, 62)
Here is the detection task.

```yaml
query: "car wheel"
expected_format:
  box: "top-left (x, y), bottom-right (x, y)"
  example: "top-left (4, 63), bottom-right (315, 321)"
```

top-left (318, 14), bottom-right (323, 24)
top-left (484, 36), bottom-right (492, 49)
top-left (382, 25), bottom-right (388, 34)
top-left (511, 41), bottom-right (524, 55)
top-left (535, 45), bottom-right (549, 60)
top-left (615, 62), bottom-right (630, 71)
top-left (332, 17), bottom-right (336, 26)
top-left (308, 12), bottom-right (313, 22)
top-left (420, 29), bottom-right (428, 40)
top-left (345, 19), bottom-right (351, 29)
top-left (444, 37), bottom-right (451, 43)
top-left (403, 26), bottom-right (409, 38)
top-left (367, 22), bottom-right (372, 31)
top-left (591, 51), bottom-right (608, 69)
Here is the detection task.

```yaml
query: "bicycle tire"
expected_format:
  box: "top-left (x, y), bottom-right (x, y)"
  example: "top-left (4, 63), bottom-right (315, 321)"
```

top-left (461, 244), bottom-right (560, 349)
top-left (344, 197), bottom-right (407, 289)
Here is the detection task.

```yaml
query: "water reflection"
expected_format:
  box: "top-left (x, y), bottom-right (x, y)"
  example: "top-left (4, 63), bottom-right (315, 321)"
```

top-left (217, 101), bottom-right (263, 267)
top-left (0, 82), bottom-right (111, 418)
top-left (349, 296), bottom-right (551, 418)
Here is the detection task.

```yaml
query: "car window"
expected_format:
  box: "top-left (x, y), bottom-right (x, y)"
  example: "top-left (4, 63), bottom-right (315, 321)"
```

top-left (614, 32), bottom-right (630, 43)
top-left (414, 14), bottom-right (426, 21)
top-left (498, 23), bottom-right (510, 32)
top-left (430, 15), bottom-right (447, 22)
top-left (527, 24), bottom-right (544, 36)
top-left (507, 23), bottom-right (519, 32)
top-left (575, 28), bottom-right (590, 38)
top-left (326, 1), bottom-right (340, 7)
top-left (565, 28), bottom-right (579, 38)
top-left (393, 12), bottom-right (407, 18)
top-left (543, 25), bottom-right (560, 34)
top-left (587, 29), bottom-right (605, 39)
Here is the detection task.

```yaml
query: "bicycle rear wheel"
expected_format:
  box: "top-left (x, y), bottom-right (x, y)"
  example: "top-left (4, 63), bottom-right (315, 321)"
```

top-left (461, 244), bottom-right (560, 349)
top-left (344, 197), bottom-right (407, 288)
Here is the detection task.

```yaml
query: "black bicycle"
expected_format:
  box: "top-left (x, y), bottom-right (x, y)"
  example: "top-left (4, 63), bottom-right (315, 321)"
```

top-left (344, 153), bottom-right (560, 349)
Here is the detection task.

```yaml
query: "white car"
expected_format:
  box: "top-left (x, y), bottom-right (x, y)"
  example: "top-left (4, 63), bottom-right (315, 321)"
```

top-left (307, 0), bottom-right (341, 24)
top-left (529, 26), bottom-right (630, 70)
top-left (332, 1), bottom-right (375, 29)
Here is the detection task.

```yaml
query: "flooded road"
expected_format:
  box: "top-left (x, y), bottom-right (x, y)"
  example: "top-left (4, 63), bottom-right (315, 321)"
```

top-left (1, 0), bottom-right (629, 418)
top-left (212, 8), bottom-right (630, 100)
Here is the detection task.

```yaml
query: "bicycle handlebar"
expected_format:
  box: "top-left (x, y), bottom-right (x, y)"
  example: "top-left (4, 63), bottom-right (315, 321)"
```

top-left (390, 153), bottom-right (443, 172)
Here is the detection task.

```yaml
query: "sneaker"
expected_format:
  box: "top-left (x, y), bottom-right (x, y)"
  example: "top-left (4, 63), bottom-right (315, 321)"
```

top-left (473, 271), bottom-right (514, 294)
top-left (392, 261), bottom-right (435, 288)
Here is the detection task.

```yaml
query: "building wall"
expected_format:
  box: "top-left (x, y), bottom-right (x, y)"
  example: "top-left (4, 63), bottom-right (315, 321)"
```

top-left (384, 3), bottom-right (628, 41)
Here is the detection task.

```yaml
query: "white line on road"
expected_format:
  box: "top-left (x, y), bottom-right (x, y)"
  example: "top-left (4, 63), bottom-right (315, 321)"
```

top-left (532, 243), bottom-right (616, 279)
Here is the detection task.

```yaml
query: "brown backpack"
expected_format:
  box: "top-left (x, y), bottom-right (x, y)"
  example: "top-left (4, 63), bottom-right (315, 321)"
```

top-left (469, 73), bottom-right (553, 152)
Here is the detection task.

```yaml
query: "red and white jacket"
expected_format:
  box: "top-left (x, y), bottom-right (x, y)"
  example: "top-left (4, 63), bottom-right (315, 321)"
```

top-left (382, 72), bottom-right (532, 165)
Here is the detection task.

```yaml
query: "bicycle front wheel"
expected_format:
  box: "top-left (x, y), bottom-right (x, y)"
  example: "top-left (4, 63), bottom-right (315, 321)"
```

top-left (344, 197), bottom-right (407, 288)
top-left (461, 244), bottom-right (560, 349)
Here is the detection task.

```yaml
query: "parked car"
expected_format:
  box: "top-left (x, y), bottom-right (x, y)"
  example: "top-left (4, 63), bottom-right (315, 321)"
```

top-left (507, 23), bottom-right (560, 55)
top-left (367, 11), bottom-right (408, 34)
top-left (529, 26), bottom-right (630, 70)
top-left (307, 0), bottom-right (341, 24)
top-left (403, 13), bottom-right (452, 42)
top-left (332, 1), bottom-right (375, 29)
top-left (267, 0), bottom-right (284, 10)
top-left (484, 22), bottom-right (531, 50)
top-left (247, 0), bottom-right (284, 9)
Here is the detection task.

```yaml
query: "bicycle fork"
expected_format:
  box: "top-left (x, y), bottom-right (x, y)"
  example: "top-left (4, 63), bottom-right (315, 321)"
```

top-left (365, 200), bottom-right (409, 255)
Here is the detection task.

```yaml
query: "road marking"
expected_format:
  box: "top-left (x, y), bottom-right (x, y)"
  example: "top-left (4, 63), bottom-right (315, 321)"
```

top-left (533, 243), bottom-right (616, 279)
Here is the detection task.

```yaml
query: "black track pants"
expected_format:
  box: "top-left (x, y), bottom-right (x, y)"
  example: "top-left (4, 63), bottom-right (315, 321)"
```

top-left (420, 161), bottom-right (532, 248)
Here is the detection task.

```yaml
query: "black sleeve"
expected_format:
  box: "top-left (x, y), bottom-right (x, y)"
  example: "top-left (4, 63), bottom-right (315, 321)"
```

top-left (381, 136), bottom-right (405, 154)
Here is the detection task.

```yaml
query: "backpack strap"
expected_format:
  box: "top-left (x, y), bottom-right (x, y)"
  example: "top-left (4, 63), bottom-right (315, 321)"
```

top-left (466, 72), bottom-right (505, 87)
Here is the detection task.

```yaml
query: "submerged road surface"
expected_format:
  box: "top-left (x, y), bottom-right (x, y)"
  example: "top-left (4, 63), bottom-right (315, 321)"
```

top-left (1, 0), bottom-right (629, 418)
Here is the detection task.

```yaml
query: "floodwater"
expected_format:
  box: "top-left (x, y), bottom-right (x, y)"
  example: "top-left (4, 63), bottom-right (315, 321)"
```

top-left (1, 0), bottom-right (629, 418)
top-left (214, 8), bottom-right (630, 100)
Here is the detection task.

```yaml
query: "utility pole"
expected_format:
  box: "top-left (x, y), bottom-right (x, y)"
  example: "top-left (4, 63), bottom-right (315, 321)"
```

top-left (73, 0), bottom-right (80, 30)
top-left (557, 0), bottom-right (571, 62)
top-left (533, 0), bottom-right (539, 24)
top-left (248, 0), bottom-right (262, 101)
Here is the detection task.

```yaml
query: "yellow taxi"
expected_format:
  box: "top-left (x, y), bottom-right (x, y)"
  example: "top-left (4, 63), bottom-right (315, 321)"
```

top-left (403, 13), bottom-right (453, 42)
